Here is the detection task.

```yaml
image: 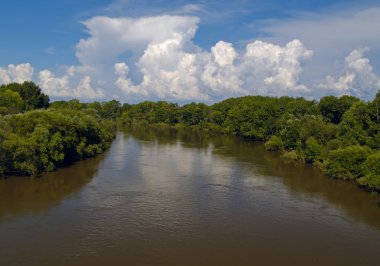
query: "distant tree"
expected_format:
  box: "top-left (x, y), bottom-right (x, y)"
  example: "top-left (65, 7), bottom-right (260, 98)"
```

top-left (318, 95), bottom-right (359, 124)
top-left (100, 100), bottom-right (121, 120)
top-left (1, 81), bottom-right (49, 111)
top-left (49, 101), bottom-right (69, 109)
top-left (67, 99), bottom-right (83, 110)
top-left (180, 103), bottom-right (209, 126)
top-left (0, 89), bottom-right (22, 114)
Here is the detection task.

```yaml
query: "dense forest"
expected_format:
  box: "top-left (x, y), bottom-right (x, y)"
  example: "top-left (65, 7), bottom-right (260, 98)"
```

top-left (119, 92), bottom-right (380, 192)
top-left (0, 82), bottom-right (117, 176)
top-left (1, 81), bottom-right (379, 192)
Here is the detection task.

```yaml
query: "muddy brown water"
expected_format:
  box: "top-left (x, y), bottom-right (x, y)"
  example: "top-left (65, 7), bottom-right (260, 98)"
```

top-left (0, 127), bottom-right (379, 266)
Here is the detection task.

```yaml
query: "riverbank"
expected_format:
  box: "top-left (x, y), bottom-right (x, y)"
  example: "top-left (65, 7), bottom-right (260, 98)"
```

top-left (118, 94), bottom-right (380, 192)
top-left (0, 108), bottom-right (116, 177)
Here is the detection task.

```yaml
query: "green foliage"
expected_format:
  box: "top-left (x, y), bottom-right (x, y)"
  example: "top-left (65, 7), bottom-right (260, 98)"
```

top-left (278, 115), bottom-right (301, 150)
top-left (299, 115), bottom-right (339, 145)
top-left (318, 95), bottom-right (359, 124)
top-left (180, 102), bottom-right (209, 126)
top-left (0, 89), bottom-right (23, 114)
top-left (115, 91), bottom-right (380, 192)
top-left (120, 101), bottom-right (181, 126)
top-left (358, 152), bottom-right (380, 191)
top-left (222, 96), bottom-right (317, 140)
top-left (304, 137), bottom-right (321, 163)
top-left (0, 81), bottom-right (49, 111)
top-left (326, 145), bottom-right (371, 180)
top-left (50, 99), bottom-right (124, 120)
top-left (265, 136), bottom-right (284, 151)
top-left (98, 100), bottom-right (121, 120)
top-left (0, 82), bottom-right (377, 194)
top-left (339, 101), bottom-right (379, 149)
top-left (281, 150), bottom-right (303, 162)
top-left (0, 109), bottom-right (115, 176)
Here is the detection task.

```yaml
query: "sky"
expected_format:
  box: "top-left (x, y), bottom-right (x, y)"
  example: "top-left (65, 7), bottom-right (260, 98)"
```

top-left (1, 0), bottom-right (380, 103)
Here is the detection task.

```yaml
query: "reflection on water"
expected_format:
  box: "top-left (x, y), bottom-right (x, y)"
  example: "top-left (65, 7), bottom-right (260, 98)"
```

top-left (0, 126), bottom-right (379, 266)
top-left (0, 153), bottom-right (105, 221)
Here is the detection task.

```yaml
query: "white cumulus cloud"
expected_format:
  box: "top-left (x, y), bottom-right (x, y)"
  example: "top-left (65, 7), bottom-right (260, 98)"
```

top-left (38, 69), bottom-right (105, 100)
top-left (0, 63), bottom-right (34, 84)
top-left (202, 41), bottom-right (243, 95)
top-left (38, 69), bottom-right (71, 97)
top-left (76, 15), bottom-right (313, 101)
top-left (319, 48), bottom-right (380, 98)
top-left (74, 76), bottom-right (105, 99)
top-left (76, 15), bottom-right (200, 66)
top-left (1, 12), bottom-right (379, 102)
top-left (240, 39), bottom-right (313, 95)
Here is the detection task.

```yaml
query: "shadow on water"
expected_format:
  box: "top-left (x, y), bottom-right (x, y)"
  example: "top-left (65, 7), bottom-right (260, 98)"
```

top-left (123, 126), bottom-right (380, 230)
top-left (0, 152), bottom-right (106, 221)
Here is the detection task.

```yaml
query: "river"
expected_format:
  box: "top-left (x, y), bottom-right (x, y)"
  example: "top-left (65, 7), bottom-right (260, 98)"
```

top-left (0, 127), bottom-right (379, 266)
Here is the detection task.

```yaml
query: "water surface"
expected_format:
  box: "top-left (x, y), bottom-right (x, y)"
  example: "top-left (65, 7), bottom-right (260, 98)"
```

top-left (0, 127), bottom-right (379, 266)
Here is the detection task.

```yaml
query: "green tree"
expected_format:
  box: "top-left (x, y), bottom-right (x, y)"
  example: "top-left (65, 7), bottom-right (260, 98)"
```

top-left (100, 100), bottom-right (121, 120)
top-left (0, 89), bottom-right (22, 114)
top-left (318, 95), bottom-right (359, 124)
top-left (326, 145), bottom-right (371, 180)
top-left (358, 152), bottom-right (380, 191)
top-left (1, 81), bottom-right (49, 111)
top-left (304, 137), bottom-right (322, 163)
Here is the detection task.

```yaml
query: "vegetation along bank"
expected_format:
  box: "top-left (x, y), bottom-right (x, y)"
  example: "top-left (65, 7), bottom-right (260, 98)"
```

top-left (119, 92), bottom-right (380, 192)
top-left (0, 82), bottom-right (118, 176)
top-left (1, 81), bottom-right (379, 192)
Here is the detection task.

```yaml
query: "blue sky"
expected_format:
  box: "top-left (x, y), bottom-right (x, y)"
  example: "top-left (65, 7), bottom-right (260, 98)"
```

top-left (1, 0), bottom-right (380, 102)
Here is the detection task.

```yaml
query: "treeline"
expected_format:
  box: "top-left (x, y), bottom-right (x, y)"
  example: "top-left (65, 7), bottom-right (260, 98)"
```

top-left (119, 93), bottom-right (380, 192)
top-left (0, 81), bottom-right (49, 114)
top-left (2, 81), bottom-right (379, 191)
top-left (0, 82), bottom-right (117, 176)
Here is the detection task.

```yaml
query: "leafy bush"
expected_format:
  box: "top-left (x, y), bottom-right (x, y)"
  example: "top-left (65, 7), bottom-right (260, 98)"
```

top-left (265, 136), bottom-right (284, 151)
top-left (0, 109), bottom-right (115, 176)
top-left (358, 152), bottom-right (380, 191)
top-left (281, 150), bottom-right (303, 161)
top-left (304, 137), bottom-right (322, 163)
top-left (326, 145), bottom-right (371, 180)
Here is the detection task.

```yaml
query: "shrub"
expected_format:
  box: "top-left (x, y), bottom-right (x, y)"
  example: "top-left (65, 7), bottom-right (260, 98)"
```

top-left (265, 136), bottom-right (284, 151)
top-left (281, 150), bottom-right (303, 161)
top-left (304, 137), bottom-right (321, 163)
top-left (326, 145), bottom-right (371, 180)
top-left (358, 152), bottom-right (380, 191)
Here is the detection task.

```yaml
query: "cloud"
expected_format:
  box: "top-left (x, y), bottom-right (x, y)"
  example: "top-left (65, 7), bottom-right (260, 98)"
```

top-left (112, 32), bottom-right (312, 100)
top-left (202, 41), bottom-right (243, 96)
top-left (240, 39), bottom-right (313, 95)
top-left (38, 70), bottom-right (71, 97)
top-left (0, 63), bottom-right (34, 84)
top-left (2, 10), bottom-right (379, 102)
top-left (38, 69), bottom-right (105, 99)
top-left (319, 48), bottom-right (380, 98)
top-left (256, 7), bottom-right (380, 84)
top-left (0, 15), bottom-right (315, 101)
top-left (76, 15), bottom-right (200, 66)
top-left (132, 29), bottom-right (208, 100)
top-left (74, 76), bottom-right (105, 99)
top-left (73, 15), bottom-right (315, 100)
top-left (114, 62), bottom-right (144, 95)
top-left (258, 7), bottom-right (380, 52)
